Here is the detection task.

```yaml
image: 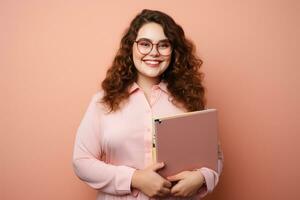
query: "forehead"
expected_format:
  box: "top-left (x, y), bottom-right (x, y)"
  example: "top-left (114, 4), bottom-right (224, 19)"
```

top-left (136, 22), bottom-right (168, 42)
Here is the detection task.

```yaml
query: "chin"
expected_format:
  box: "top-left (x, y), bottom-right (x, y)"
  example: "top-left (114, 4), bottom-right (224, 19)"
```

top-left (145, 74), bottom-right (161, 79)
top-left (139, 71), bottom-right (162, 79)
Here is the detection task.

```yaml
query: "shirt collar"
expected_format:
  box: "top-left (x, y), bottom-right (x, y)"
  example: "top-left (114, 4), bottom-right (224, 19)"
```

top-left (128, 82), bottom-right (140, 94)
top-left (128, 81), bottom-right (169, 94)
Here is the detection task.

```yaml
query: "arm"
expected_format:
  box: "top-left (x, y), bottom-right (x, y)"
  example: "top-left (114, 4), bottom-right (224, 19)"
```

top-left (72, 94), bottom-right (135, 195)
top-left (166, 142), bottom-right (224, 198)
top-left (197, 142), bottom-right (224, 197)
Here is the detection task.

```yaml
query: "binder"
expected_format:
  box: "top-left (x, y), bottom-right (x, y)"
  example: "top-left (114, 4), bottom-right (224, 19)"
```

top-left (152, 109), bottom-right (219, 178)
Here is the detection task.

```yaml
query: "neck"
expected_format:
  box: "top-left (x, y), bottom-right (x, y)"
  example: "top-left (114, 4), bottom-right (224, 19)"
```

top-left (136, 74), bottom-right (160, 92)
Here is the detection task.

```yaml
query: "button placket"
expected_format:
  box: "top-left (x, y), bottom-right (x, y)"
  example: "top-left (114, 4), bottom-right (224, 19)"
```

top-left (144, 107), bottom-right (153, 166)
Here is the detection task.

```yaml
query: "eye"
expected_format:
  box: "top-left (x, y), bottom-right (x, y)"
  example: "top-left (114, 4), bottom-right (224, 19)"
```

top-left (158, 42), bottom-right (171, 49)
top-left (138, 40), bottom-right (151, 47)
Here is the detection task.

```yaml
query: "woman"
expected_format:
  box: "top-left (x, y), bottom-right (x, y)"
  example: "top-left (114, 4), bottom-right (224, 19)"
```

top-left (72, 9), bottom-right (223, 200)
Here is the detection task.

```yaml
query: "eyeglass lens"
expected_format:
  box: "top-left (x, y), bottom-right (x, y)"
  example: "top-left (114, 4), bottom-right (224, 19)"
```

top-left (136, 39), bottom-right (172, 55)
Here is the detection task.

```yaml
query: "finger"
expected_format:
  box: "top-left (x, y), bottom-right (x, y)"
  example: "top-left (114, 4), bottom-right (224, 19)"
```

top-left (171, 189), bottom-right (181, 197)
top-left (155, 190), bottom-right (168, 197)
top-left (170, 180), bottom-right (183, 195)
top-left (159, 187), bottom-right (171, 196)
top-left (167, 171), bottom-right (187, 181)
top-left (172, 191), bottom-right (181, 197)
top-left (171, 188), bottom-right (179, 196)
top-left (151, 162), bottom-right (165, 171)
top-left (163, 180), bottom-right (172, 188)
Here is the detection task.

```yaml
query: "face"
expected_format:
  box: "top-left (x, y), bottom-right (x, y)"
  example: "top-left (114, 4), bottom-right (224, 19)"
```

top-left (132, 22), bottom-right (172, 84)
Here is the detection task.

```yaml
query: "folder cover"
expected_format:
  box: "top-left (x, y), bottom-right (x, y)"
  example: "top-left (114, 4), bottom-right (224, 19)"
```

top-left (152, 109), bottom-right (218, 178)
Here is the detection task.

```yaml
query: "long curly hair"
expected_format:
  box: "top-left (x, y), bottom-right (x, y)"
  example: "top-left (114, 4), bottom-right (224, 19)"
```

top-left (100, 9), bottom-right (206, 112)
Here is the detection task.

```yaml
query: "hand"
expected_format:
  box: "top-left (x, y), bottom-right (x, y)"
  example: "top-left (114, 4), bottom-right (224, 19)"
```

top-left (131, 162), bottom-right (172, 198)
top-left (167, 170), bottom-right (205, 198)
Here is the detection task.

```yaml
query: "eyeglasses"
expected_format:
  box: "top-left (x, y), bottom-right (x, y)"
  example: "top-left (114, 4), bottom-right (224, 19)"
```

top-left (134, 38), bottom-right (172, 56)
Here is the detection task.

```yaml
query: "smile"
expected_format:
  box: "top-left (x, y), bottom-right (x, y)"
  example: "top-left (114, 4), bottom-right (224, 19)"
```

top-left (143, 59), bottom-right (163, 66)
top-left (145, 60), bottom-right (160, 64)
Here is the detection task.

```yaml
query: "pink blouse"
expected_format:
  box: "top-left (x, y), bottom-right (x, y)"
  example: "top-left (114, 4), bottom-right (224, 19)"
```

top-left (72, 81), bottom-right (223, 200)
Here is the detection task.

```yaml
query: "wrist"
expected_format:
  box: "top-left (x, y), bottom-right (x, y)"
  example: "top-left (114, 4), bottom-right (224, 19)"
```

top-left (131, 170), bottom-right (141, 190)
top-left (194, 169), bottom-right (206, 187)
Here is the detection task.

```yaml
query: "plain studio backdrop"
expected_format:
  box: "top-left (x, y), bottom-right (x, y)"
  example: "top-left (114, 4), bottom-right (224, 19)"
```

top-left (1, 0), bottom-right (299, 200)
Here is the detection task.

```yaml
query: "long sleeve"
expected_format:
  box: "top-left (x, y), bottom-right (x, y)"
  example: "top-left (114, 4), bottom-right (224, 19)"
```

top-left (197, 142), bottom-right (224, 198)
top-left (72, 94), bottom-right (136, 195)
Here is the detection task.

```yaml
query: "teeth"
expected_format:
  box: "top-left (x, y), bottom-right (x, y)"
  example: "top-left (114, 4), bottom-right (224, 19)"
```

top-left (144, 60), bottom-right (160, 64)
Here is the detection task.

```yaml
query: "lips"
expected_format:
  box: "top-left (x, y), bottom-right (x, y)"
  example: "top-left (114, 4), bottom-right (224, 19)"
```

top-left (143, 59), bottom-right (163, 66)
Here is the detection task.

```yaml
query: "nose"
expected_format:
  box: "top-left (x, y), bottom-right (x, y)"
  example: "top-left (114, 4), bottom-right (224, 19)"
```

top-left (149, 44), bottom-right (160, 56)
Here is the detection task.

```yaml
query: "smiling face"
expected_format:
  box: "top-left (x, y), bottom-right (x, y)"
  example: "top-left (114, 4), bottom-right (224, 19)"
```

top-left (132, 22), bottom-right (172, 84)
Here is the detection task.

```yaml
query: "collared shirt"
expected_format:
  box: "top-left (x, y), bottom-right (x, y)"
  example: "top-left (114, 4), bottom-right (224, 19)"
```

top-left (72, 81), bottom-right (223, 200)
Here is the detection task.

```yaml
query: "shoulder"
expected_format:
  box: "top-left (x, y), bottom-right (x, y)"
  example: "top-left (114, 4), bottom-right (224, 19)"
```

top-left (88, 90), bottom-right (108, 112)
top-left (92, 90), bottom-right (105, 102)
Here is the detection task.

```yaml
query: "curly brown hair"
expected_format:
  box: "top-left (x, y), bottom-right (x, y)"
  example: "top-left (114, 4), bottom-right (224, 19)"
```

top-left (100, 9), bottom-right (206, 112)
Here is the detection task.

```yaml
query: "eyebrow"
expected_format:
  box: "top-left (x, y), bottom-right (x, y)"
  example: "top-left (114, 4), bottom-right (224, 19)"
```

top-left (137, 37), bottom-right (170, 42)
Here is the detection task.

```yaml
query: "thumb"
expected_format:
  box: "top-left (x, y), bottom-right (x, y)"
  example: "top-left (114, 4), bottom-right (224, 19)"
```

top-left (167, 171), bottom-right (186, 181)
top-left (151, 162), bottom-right (165, 171)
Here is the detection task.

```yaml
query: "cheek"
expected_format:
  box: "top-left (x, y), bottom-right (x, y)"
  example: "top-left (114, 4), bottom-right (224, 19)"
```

top-left (163, 57), bottom-right (171, 68)
top-left (132, 54), bottom-right (143, 69)
top-left (132, 47), bottom-right (144, 65)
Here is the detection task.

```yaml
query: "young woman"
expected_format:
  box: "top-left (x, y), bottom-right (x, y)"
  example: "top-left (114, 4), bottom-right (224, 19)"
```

top-left (72, 9), bottom-right (223, 200)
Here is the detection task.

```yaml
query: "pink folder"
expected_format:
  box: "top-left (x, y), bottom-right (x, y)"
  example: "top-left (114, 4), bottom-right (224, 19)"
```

top-left (152, 109), bottom-right (219, 178)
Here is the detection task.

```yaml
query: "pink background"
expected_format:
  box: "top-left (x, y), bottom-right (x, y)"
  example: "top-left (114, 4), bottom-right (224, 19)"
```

top-left (1, 0), bottom-right (299, 199)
